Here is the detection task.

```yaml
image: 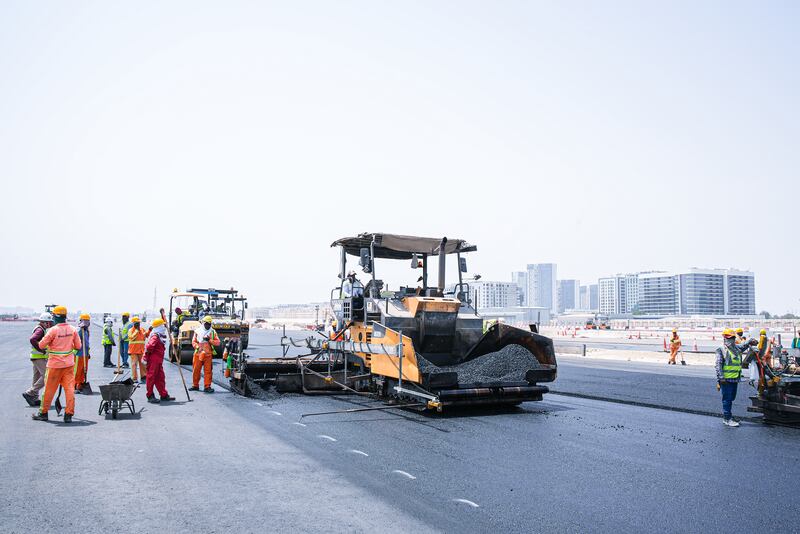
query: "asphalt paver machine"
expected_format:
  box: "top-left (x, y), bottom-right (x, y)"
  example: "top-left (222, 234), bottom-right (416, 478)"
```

top-left (229, 233), bottom-right (557, 411)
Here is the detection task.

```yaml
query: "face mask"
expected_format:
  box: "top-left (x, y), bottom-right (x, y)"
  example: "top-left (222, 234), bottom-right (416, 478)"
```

top-left (134, 323), bottom-right (140, 329)
top-left (204, 323), bottom-right (211, 330)
top-left (153, 324), bottom-right (167, 337)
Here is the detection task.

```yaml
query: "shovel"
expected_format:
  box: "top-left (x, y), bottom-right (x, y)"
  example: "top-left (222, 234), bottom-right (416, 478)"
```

top-left (78, 330), bottom-right (93, 395)
top-left (55, 386), bottom-right (63, 415)
top-left (114, 327), bottom-right (123, 375)
top-left (680, 351), bottom-right (687, 366)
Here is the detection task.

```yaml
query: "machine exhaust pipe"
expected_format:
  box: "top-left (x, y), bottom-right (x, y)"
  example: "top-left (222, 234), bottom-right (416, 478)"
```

top-left (437, 237), bottom-right (448, 295)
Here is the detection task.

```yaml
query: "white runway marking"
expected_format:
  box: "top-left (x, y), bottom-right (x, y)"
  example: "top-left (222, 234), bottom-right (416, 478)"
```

top-left (392, 470), bottom-right (416, 480)
top-left (293, 422), bottom-right (307, 427)
top-left (453, 499), bottom-right (479, 508)
top-left (267, 410), bottom-right (282, 416)
top-left (255, 402), bottom-right (263, 406)
top-left (348, 449), bottom-right (369, 457)
top-left (318, 435), bottom-right (337, 442)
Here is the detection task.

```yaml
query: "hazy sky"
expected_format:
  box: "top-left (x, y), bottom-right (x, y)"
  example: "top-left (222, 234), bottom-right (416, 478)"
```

top-left (1, 1), bottom-right (798, 314)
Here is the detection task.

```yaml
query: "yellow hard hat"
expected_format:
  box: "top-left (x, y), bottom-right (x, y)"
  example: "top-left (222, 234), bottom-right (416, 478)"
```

top-left (151, 318), bottom-right (165, 328)
top-left (52, 305), bottom-right (67, 316)
top-left (203, 315), bottom-right (213, 323)
top-left (736, 327), bottom-right (744, 334)
top-left (79, 313), bottom-right (90, 320)
top-left (122, 312), bottom-right (130, 317)
top-left (760, 329), bottom-right (767, 336)
top-left (672, 328), bottom-right (677, 333)
top-left (132, 316), bottom-right (141, 323)
top-left (722, 328), bottom-right (735, 338)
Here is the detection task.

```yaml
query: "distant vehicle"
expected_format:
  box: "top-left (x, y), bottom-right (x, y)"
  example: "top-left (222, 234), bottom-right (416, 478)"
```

top-left (0, 313), bottom-right (19, 321)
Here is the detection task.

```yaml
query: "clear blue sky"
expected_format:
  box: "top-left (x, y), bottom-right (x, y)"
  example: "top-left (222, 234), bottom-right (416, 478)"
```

top-left (1, 1), bottom-right (798, 314)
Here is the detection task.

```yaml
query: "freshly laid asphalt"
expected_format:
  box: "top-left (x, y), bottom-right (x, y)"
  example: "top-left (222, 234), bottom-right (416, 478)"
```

top-left (2, 322), bottom-right (798, 533)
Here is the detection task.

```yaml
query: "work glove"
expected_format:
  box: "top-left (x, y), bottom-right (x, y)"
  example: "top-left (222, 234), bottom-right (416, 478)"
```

top-left (716, 382), bottom-right (721, 391)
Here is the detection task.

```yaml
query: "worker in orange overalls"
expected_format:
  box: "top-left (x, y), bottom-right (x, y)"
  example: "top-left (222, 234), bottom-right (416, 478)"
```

top-left (73, 313), bottom-right (91, 393)
top-left (33, 305), bottom-right (82, 423)
top-left (190, 315), bottom-right (220, 393)
top-left (127, 316), bottom-right (148, 384)
top-left (668, 328), bottom-right (681, 365)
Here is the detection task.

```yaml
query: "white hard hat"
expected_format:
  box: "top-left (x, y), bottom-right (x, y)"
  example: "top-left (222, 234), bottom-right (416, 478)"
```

top-left (104, 317), bottom-right (113, 324)
top-left (39, 312), bottom-right (53, 322)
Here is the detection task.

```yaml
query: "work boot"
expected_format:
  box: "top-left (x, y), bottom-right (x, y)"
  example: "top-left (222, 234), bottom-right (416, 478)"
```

top-left (32, 411), bottom-right (48, 422)
top-left (63, 414), bottom-right (73, 423)
top-left (188, 386), bottom-right (199, 391)
top-left (723, 418), bottom-right (740, 427)
top-left (122, 363), bottom-right (130, 368)
top-left (160, 395), bottom-right (175, 402)
top-left (22, 392), bottom-right (38, 406)
top-left (147, 395), bottom-right (160, 404)
top-left (203, 387), bottom-right (215, 393)
top-left (140, 378), bottom-right (146, 384)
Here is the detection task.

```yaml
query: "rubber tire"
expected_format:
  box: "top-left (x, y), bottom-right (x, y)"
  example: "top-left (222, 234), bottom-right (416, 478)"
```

top-left (241, 334), bottom-right (249, 350)
top-left (111, 409), bottom-right (118, 419)
top-left (179, 350), bottom-right (193, 365)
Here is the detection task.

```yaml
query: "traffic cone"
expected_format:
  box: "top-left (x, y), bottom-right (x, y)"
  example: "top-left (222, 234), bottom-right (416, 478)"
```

top-left (663, 337), bottom-right (667, 351)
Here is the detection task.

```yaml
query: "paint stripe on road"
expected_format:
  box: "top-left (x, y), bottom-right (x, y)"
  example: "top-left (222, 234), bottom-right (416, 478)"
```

top-left (255, 402), bottom-right (263, 406)
top-left (318, 435), bottom-right (337, 442)
top-left (293, 422), bottom-right (307, 427)
top-left (348, 449), bottom-right (369, 457)
top-left (453, 499), bottom-right (479, 508)
top-left (267, 410), bottom-right (282, 416)
top-left (392, 470), bottom-right (416, 480)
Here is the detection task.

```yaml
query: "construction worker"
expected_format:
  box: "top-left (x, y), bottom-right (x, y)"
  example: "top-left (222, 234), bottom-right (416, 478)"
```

top-left (341, 271), bottom-right (364, 298)
top-left (190, 315), bottom-right (220, 393)
top-left (33, 306), bottom-right (81, 423)
top-left (735, 327), bottom-right (747, 344)
top-left (120, 312), bottom-right (132, 368)
top-left (22, 312), bottom-right (53, 406)
top-left (142, 318), bottom-right (175, 403)
top-left (73, 313), bottom-right (91, 393)
top-left (127, 317), bottom-right (148, 383)
top-left (171, 307), bottom-right (189, 336)
top-left (791, 330), bottom-right (800, 359)
top-left (102, 317), bottom-right (116, 367)
top-left (715, 328), bottom-right (755, 427)
top-left (668, 328), bottom-right (681, 365)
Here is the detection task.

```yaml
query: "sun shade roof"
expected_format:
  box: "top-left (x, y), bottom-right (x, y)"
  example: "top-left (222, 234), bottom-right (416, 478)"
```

top-left (331, 233), bottom-right (476, 260)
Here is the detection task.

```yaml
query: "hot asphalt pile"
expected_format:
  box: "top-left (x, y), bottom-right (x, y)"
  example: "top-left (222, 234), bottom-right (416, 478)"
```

top-left (417, 344), bottom-right (540, 384)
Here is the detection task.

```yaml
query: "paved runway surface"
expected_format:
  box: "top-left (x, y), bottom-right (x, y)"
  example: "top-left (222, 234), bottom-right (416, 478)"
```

top-left (2, 322), bottom-right (797, 533)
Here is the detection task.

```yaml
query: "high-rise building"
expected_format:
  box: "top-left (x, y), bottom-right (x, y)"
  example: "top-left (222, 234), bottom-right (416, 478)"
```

top-left (589, 284), bottom-right (599, 311)
top-left (526, 263), bottom-right (557, 314)
top-left (468, 281), bottom-right (519, 310)
top-left (598, 276), bottom-right (625, 314)
top-left (512, 271), bottom-right (527, 306)
top-left (579, 285), bottom-right (589, 310)
top-left (557, 279), bottom-right (580, 313)
top-left (638, 268), bottom-right (755, 315)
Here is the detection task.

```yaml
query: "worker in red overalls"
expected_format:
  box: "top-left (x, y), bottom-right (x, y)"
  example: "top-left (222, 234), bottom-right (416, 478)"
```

top-left (190, 315), bottom-right (220, 393)
top-left (143, 318), bottom-right (175, 403)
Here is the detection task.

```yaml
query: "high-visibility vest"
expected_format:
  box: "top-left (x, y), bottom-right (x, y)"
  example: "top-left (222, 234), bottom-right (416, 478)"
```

top-left (102, 325), bottom-right (114, 345)
top-left (129, 327), bottom-right (146, 352)
top-left (30, 325), bottom-right (48, 359)
top-left (121, 321), bottom-right (132, 342)
top-left (194, 329), bottom-right (219, 356)
top-left (722, 347), bottom-right (742, 380)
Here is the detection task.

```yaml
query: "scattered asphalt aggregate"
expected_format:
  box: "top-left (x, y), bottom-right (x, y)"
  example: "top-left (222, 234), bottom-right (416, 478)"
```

top-left (417, 344), bottom-right (540, 384)
top-left (2, 322), bottom-right (799, 533)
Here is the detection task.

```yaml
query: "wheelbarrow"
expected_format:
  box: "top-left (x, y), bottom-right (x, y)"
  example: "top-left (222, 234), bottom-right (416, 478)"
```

top-left (98, 378), bottom-right (138, 419)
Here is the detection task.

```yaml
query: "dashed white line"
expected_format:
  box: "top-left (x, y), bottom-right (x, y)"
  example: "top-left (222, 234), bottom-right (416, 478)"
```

top-left (392, 470), bottom-right (417, 480)
top-left (348, 449), bottom-right (369, 457)
top-left (255, 402), bottom-right (263, 406)
top-left (453, 499), bottom-right (479, 508)
top-left (318, 434), bottom-right (337, 442)
top-left (293, 422), bottom-right (307, 427)
top-left (267, 410), bottom-right (282, 416)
